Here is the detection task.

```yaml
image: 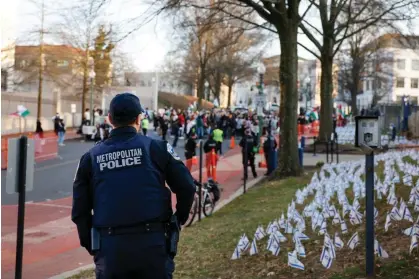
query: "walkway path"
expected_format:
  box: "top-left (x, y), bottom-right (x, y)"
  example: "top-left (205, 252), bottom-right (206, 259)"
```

top-left (1, 144), bottom-right (263, 279)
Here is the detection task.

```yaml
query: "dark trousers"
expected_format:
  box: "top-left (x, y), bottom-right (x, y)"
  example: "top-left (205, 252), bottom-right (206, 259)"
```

top-left (216, 141), bottom-right (222, 155)
top-left (94, 234), bottom-right (168, 279)
top-left (166, 255), bottom-right (175, 279)
top-left (172, 134), bottom-right (179, 148)
top-left (142, 129), bottom-right (147, 136)
top-left (243, 153), bottom-right (257, 179)
top-left (162, 130), bottom-right (167, 141)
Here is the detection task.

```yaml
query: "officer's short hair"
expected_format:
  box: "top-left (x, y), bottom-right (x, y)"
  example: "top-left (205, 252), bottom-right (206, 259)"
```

top-left (109, 93), bottom-right (144, 127)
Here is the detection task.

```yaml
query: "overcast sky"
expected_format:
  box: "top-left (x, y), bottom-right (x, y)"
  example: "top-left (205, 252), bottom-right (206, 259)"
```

top-left (2, 0), bottom-right (418, 72)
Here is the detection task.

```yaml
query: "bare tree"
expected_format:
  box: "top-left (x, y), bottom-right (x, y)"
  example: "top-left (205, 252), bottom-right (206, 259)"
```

top-left (154, 0), bottom-right (308, 176)
top-left (54, 0), bottom-right (111, 114)
top-left (337, 27), bottom-right (419, 114)
top-left (208, 28), bottom-right (266, 107)
top-left (298, 0), bottom-right (419, 140)
top-left (111, 50), bottom-right (138, 86)
top-left (167, 5), bottom-right (251, 107)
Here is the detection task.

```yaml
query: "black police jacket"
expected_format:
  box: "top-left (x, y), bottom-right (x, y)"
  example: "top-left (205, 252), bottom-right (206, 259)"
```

top-left (71, 126), bottom-right (195, 253)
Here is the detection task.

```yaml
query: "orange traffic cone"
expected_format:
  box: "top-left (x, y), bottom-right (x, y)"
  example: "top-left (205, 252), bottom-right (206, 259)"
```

top-left (258, 137), bottom-right (267, 168)
top-left (229, 136), bottom-right (235, 149)
top-left (211, 149), bottom-right (217, 181)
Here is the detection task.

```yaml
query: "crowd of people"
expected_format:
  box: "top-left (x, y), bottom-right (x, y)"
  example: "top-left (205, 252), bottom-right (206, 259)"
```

top-left (149, 107), bottom-right (280, 177)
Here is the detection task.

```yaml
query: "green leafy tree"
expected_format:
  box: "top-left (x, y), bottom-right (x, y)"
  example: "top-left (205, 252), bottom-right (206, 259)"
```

top-left (92, 25), bottom-right (115, 98)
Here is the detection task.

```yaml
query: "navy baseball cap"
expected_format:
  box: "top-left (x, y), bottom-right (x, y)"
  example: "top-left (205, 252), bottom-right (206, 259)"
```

top-left (109, 93), bottom-right (144, 123)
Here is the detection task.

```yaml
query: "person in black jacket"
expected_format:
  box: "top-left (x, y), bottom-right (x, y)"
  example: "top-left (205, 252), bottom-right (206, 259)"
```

top-left (171, 119), bottom-right (180, 148)
top-left (184, 132), bottom-right (197, 171)
top-left (239, 129), bottom-right (258, 179)
top-left (159, 116), bottom-right (168, 141)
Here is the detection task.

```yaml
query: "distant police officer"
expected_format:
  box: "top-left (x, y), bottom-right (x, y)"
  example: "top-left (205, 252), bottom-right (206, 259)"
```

top-left (72, 93), bottom-right (196, 279)
top-left (239, 128), bottom-right (258, 180)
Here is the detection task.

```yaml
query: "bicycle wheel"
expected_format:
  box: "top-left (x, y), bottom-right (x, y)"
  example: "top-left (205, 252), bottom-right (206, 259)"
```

top-left (184, 196), bottom-right (198, 227)
top-left (203, 192), bottom-right (215, 217)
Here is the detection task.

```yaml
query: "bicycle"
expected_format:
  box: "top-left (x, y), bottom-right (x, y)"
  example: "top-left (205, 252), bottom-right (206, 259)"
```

top-left (183, 180), bottom-right (218, 227)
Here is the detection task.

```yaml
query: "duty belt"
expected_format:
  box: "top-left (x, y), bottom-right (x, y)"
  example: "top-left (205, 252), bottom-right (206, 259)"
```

top-left (99, 223), bottom-right (167, 236)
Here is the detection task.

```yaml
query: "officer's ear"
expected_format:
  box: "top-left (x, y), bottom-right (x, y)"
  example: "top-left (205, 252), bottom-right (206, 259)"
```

top-left (135, 114), bottom-right (142, 125)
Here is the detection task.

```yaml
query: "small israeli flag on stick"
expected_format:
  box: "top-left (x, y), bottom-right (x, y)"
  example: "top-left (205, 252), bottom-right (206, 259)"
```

top-left (340, 219), bottom-right (348, 235)
top-left (288, 251), bottom-right (305, 270)
top-left (385, 212), bottom-right (392, 232)
top-left (249, 238), bottom-right (258, 256)
top-left (334, 232), bottom-right (344, 249)
top-left (347, 232), bottom-right (359, 250)
top-left (374, 238), bottom-right (389, 258)
top-left (410, 234), bottom-right (418, 254)
top-left (320, 246), bottom-right (333, 269)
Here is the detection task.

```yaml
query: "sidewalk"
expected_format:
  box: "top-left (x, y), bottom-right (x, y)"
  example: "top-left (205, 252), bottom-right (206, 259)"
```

top-left (303, 153), bottom-right (364, 166)
top-left (1, 144), bottom-right (263, 279)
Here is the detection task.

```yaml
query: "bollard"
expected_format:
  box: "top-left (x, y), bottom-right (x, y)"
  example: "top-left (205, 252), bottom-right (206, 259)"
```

top-left (330, 140), bottom-right (334, 163)
top-left (198, 141), bottom-right (203, 222)
top-left (336, 135), bottom-right (339, 164)
top-left (313, 137), bottom-right (317, 156)
top-left (243, 138), bottom-right (247, 194)
top-left (298, 147), bottom-right (303, 167)
top-left (361, 144), bottom-right (375, 277)
top-left (300, 136), bottom-right (306, 149)
top-left (15, 136), bottom-right (28, 279)
top-left (326, 141), bottom-right (329, 163)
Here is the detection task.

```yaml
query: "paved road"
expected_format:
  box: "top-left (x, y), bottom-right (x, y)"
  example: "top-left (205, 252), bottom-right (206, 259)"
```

top-left (1, 131), bottom-right (232, 205)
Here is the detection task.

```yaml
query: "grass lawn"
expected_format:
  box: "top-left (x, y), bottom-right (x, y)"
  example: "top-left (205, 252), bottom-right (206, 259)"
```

top-left (69, 159), bottom-right (419, 279)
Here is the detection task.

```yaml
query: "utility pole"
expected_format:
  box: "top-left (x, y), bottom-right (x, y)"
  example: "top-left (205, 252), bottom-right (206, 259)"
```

top-left (36, 0), bottom-right (45, 121)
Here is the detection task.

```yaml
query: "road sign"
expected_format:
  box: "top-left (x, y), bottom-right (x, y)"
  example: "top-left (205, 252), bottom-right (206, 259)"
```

top-left (71, 104), bottom-right (76, 113)
top-left (254, 94), bottom-right (267, 108)
top-left (6, 137), bottom-right (34, 194)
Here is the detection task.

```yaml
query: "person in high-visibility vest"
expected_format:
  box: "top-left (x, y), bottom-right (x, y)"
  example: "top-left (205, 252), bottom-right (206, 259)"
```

top-left (141, 117), bottom-right (149, 136)
top-left (212, 125), bottom-right (224, 155)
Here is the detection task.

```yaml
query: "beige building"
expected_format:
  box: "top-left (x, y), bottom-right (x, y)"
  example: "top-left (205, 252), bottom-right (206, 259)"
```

top-left (1, 44), bottom-right (101, 134)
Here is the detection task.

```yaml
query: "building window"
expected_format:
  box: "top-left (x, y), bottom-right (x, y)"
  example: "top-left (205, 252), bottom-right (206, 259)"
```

top-left (1, 69), bottom-right (8, 91)
top-left (397, 59), bottom-right (406, 70)
top-left (140, 80), bottom-right (145, 87)
top-left (20, 60), bottom-right (28, 68)
top-left (57, 60), bottom-right (69, 67)
top-left (396, 77), bottom-right (405, 88)
top-left (412, 59), bottom-right (419, 71)
top-left (411, 78), bottom-right (419, 89)
top-left (366, 80), bottom-right (371, 90)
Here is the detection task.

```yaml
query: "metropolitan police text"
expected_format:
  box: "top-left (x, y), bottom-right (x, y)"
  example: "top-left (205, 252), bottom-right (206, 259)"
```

top-left (96, 148), bottom-right (143, 171)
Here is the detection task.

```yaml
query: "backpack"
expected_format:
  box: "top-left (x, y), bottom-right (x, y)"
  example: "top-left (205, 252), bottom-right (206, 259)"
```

top-left (207, 180), bottom-right (221, 202)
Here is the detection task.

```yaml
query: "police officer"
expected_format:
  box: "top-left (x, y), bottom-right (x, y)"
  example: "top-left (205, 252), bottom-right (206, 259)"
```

top-left (72, 93), bottom-right (196, 279)
top-left (239, 128), bottom-right (258, 180)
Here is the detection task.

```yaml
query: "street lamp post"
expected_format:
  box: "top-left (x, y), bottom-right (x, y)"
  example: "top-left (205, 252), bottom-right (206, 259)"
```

top-left (152, 72), bottom-right (159, 112)
top-left (204, 81), bottom-right (209, 101)
top-left (304, 76), bottom-right (311, 112)
top-left (257, 63), bottom-right (266, 143)
top-left (88, 57), bottom-right (96, 125)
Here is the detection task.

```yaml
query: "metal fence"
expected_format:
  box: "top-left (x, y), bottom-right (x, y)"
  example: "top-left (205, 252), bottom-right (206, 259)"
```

top-left (377, 104), bottom-right (419, 131)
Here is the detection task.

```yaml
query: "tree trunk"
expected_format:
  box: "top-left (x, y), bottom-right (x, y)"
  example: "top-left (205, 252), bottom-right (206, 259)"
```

top-left (319, 49), bottom-right (334, 141)
top-left (227, 75), bottom-right (233, 108)
top-left (198, 65), bottom-right (206, 108)
top-left (277, 26), bottom-right (301, 177)
top-left (214, 70), bottom-right (221, 102)
top-left (350, 87), bottom-right (358, 116)
top-left (82, 70), bottom-right (88, 117)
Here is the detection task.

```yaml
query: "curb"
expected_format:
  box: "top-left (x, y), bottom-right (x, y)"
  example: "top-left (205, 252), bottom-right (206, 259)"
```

top-left (48, 264), bottom-right (95, 279)
top-left (48, 176), bottom-right (265, 279)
